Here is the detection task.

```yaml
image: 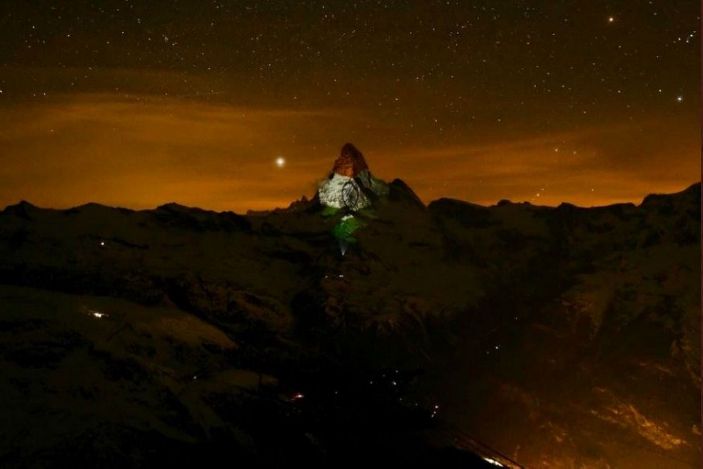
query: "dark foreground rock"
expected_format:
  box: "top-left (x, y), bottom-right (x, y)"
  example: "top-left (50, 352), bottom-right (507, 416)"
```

top-left (0, 182), bottom-right (699, 467)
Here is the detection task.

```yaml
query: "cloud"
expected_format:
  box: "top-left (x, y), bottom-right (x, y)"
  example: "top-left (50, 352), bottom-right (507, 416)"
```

top-left (0, 92), bottom-right (697, 211)
top-left (0, 93), bottom-right (354, 210)
top-left (372, 120), bottom-right (698, 206)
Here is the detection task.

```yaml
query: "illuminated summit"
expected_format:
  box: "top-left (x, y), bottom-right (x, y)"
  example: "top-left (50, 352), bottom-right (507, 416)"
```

top-left (318, 143), bottom-right (388, 212)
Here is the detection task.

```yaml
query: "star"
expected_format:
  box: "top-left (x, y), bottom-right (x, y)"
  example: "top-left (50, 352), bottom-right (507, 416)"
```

top-left (0, 0), bottom-right (697, 212)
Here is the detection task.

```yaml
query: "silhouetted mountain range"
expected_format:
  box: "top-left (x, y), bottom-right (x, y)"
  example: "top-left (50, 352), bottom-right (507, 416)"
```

top-left (0, 179), bottom-right (699, 467)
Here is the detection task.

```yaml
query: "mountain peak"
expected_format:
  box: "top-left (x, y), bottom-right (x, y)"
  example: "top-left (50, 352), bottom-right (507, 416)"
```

top-left (331, 143), bottom-right (369, 178)
top-left (318, 143), bottom-right (388, 211)
top-left (640, 182), bottom-right (700, 208)
top-left (2, 200), bottom-right (37, 219)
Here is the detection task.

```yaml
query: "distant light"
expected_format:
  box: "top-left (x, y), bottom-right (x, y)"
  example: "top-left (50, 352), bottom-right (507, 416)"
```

top-left (99, 241), bottom-right (105, 246)
top-left (676, 95), bottom-right (684, 103)
top-left (291, 392), bottom-right (304, 401)
top-left (90, 310), bottom-right (106, 319)
top-left (275, 156), bottom-right (286, 168)
top-left (483, 457), bottom-right (505, 467)
top-left (608, 16), bottom-right (615, 23)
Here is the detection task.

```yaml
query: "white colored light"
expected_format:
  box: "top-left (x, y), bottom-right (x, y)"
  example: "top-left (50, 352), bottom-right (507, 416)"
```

top-left (275, 156), bottom-right (286, 168)
top-left (483, 457), bottom-right (505, 467)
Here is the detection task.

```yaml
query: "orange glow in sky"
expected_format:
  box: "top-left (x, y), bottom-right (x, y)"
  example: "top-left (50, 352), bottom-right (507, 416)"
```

top-left (0, 92), bottom-right (697, 212)
top-left (0, 1), bottom-right (699, 212)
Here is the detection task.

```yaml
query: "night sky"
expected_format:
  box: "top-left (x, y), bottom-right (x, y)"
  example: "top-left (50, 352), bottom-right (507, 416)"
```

top-left (0, 1), bottom-right (699, 211)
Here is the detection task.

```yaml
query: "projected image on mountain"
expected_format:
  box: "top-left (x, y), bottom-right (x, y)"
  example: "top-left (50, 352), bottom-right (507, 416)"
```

top-left (0, 1), bottom-right (699, 468)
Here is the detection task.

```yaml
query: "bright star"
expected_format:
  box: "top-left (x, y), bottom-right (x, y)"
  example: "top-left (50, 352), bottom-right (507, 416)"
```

top-left (608, 16), bottom-right (615, 23)
top-left (275, 156), bottom-right (286, 168)
top-left (676, 96), bottom-right (683, 103)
